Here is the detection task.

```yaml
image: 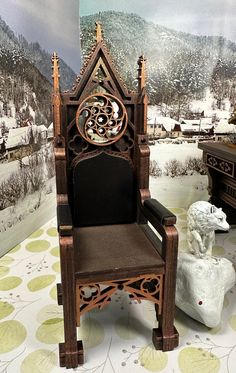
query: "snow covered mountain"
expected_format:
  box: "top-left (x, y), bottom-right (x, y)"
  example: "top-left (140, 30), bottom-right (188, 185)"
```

top-left (80, 11), bottom-right (236, 118)
top-left (0, 41), bottom-right (52, 129)
top-left (0, 15), bottom-right (76, 91)
top-left (0, 15), bottom-right (77, 130)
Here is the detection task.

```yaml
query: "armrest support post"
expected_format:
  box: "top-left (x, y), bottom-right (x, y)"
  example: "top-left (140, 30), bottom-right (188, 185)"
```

top-left (57, 204), bottom-right (73, 236)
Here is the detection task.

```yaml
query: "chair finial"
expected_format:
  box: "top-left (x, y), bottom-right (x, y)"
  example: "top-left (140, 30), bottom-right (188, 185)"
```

top-left (52, 52), bottom-right (61, 137)
top-left (95, 22), bottom-right (103, 43)
top-left (52, 52), bottom-right (60, 92)
top-left (138, 55), bottom-right (147, 91)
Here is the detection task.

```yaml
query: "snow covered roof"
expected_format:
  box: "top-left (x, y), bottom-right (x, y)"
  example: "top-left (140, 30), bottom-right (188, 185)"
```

top-left (181, 118), bottom-right (212, 126)
top-left (148, 114), bottom-right (181, 132)
top-left (180, 118), bottom-right (213, 132)
top-left (6, 127), bottom-right (29, 149)
top-left (181, 124), bottom-right (213, 133)
top-left (157, 117), bottom-right (181, 132)
top-left (214, 119), bottom-right (236, 134)
top-left (5, 125), bottom-right (44, 149)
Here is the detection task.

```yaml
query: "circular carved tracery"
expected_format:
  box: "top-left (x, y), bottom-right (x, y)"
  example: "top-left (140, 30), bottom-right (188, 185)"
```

top-left (76, 93), bottom-right (128, 146)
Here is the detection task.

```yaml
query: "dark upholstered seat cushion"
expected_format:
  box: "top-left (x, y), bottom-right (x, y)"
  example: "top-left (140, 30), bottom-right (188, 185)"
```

top-left (74, 223), bottom-right (165, 282)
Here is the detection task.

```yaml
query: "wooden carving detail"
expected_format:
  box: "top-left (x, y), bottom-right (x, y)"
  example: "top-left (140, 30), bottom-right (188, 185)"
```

top-left (207, 153), bottom-right (234, 177)
top-left (68, 126), bottom-right (134, 159)
top-left (219, 161), bottom-right (233, 174)
top-left (89, 57), bottom-right (118, 94)
top-left (112, 130), bottom-right (134, 152)
top-left (68, 134), bottom-right (89, 156)
top-left (76, 274), bottom-right (163, 325)
top-left (76, 93), bottom-right (128, 146)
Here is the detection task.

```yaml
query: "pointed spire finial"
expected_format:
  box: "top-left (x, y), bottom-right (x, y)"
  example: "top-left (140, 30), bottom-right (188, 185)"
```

top-left (52, 52), bottom-right (60, 93)
top-left (96, 22), bottom-right (103, 43)
top-left (138, 55), bottom-right (147, 91)
top-left (51, 52), bottom-right (61, 137)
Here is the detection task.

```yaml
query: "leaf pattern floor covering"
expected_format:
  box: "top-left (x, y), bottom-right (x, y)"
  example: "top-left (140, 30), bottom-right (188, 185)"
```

top-left (0, 211), bottom-right (235, 373)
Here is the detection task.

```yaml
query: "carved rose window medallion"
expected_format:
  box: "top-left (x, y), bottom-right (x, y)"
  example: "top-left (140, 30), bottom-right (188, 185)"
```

top-left (76, 93), bottom-right (128, 146)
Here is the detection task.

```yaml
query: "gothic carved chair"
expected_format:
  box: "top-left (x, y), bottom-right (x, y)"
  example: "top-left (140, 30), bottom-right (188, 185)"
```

top-left (52, 23), bottom-right (179, 369)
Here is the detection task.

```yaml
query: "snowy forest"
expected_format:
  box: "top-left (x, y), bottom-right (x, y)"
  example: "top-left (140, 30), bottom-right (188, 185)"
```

top-left (80, 11), bottom-right (236, 120)
top-left (0, 15), bottom-right (76, 254)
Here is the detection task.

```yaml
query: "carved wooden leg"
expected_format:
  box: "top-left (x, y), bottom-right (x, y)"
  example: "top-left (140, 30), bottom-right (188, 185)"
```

top-left (152, 226), bottom-right (179, 351)
top-left (59, 236), bottom-right (84, 368)
top-left (152, 304), bottom-right (179, 351)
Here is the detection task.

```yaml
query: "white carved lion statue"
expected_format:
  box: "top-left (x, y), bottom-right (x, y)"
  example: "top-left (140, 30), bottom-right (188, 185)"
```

top-left (187, 201), bottom-right (230, 258)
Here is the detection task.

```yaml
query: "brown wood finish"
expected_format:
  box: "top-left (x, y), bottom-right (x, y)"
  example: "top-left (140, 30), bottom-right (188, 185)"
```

top-left (52, 22), bottom-right (179, 368)
top-left (199, 141), bottom-right (236, 224)
top-left (76, 274), bottom-right (164, 326)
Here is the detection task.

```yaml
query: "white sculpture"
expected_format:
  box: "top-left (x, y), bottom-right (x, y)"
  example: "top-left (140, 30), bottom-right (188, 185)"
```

top-left (176, 201), bottom-right (235, 328)
top-left (176, 253), bottom-right (235, 327)
top-left (187, 201), bottom-right (229, 258)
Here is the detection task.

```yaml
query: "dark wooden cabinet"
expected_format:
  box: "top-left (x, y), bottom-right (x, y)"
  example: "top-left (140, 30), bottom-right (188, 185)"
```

top-left (198, 142), bottom-right (236, 224)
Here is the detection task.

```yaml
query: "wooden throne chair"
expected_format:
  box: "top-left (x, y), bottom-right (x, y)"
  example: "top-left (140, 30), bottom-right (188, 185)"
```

top-left (52, 23), bottom-right (179, 369)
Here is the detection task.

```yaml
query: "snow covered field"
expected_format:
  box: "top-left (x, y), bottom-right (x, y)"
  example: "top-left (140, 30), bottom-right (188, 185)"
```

top-left (150, 141), bottom-right (204, 168)
top-left (0, 144), bottom-right (56, 256)
top-left (149, 142), bottom-right (209, 209)
top-left (0, 178), bottom-right (56, 257)
top-left (0, 159), bottom-right (18, 179)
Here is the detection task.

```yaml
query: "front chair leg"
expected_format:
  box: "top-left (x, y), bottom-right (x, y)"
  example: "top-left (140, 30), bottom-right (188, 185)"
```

top-left (152, 226), bottom-right (179, 351)
top-left (152, 304), bottom-right (179, 351)
top-left (59, 235), bottom-right (84, 368)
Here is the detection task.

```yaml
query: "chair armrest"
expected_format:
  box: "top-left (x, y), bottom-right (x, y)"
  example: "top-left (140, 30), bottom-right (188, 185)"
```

top-left (57, 204), bottom-right (73, 236)
top-left (142, 198), bottom-right (176, 226)
top-left (141, 198), bottom-right (178, 261)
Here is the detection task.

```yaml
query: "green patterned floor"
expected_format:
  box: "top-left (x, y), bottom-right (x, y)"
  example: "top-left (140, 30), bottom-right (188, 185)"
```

top-left (0, 212), bottom-right (235, 373)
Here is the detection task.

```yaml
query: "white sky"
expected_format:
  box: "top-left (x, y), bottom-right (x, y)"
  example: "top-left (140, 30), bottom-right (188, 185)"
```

top-left (0, 0), bottom-right (81, 72)
top-left (80, 0), bottom-right (236, 42)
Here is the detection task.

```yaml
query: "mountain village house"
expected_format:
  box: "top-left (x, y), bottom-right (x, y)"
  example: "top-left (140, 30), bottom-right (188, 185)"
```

top-left (147, 106), bottom-right (214, 138)
top-left (5, 125), bottom-right (48, 161)
top-left (147, 106), bottom-right (182, 138)
top-left (147, 115), bottom-right (182, 138)
top-left (180, 118), bottom-right (214, 136)
top-left (214, 118), bottom-right (236, 141)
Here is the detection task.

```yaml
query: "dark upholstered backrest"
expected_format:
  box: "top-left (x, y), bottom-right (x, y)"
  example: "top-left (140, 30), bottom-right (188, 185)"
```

top-left (72, 152), bottom-right (136, 227)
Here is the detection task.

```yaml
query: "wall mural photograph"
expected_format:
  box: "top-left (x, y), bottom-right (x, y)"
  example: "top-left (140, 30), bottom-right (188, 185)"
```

top-left (80, 0), bottom-right (236, 209)
top-left (0, 2), bottom-right (235, 372)
top-left (0, 0), bottom-right (80, 255)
